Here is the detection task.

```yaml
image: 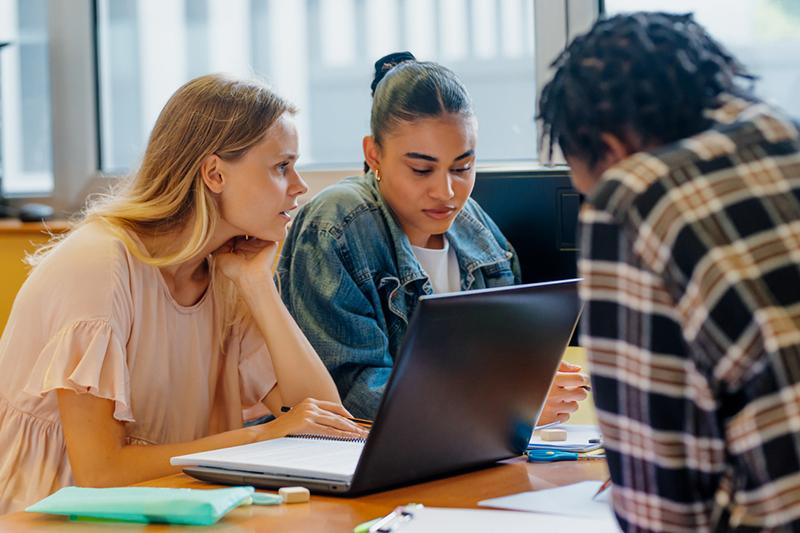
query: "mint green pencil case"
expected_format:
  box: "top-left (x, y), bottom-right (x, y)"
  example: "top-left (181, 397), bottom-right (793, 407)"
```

top-left (26, 486), bottom-right (256, 525)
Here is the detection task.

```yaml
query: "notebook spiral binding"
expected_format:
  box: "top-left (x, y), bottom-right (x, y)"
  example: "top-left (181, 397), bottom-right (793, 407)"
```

top-left (289, 434), bottom-right (367, 444)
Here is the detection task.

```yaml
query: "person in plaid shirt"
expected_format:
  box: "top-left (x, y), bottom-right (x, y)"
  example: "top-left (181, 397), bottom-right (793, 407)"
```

top-left (538, 12), bottom-right (800, 532)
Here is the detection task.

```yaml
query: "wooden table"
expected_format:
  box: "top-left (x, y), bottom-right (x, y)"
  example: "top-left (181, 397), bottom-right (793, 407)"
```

top-left (0, 458), bottom-right (607, 532)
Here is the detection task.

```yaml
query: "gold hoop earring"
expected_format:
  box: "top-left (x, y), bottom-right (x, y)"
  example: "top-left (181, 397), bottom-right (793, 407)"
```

top-left (374, 169), bottom-right (381, 182)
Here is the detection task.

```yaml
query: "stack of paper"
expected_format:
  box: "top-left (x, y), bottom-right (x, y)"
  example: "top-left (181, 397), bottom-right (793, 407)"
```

top-left (479, 481), bottom-right (616, 522)
top-left (528, 424), bottom-right (602, 452)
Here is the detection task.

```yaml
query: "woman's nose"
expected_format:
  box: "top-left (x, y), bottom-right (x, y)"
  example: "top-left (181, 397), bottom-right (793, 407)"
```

top-left (291, 170), bottom-right (309, 196)
top-left (430, 174), bottom-right (455, 201)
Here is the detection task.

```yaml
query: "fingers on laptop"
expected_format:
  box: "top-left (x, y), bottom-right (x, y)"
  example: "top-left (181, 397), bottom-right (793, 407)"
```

top-left (548, 374), bottom-right (590, 409)
top-left (557, 360), bottom-right (582, 372)
top-left (548, 400), bottom-right (581, 424)
top-left (559, 400), bottom-right (581, 414)
top-left (550, 378), bottom-right (589, 401)
top-left (554, 387), bottom-right (589, 403)
top-left (553, 372), bottom-right (591, 389)
top-left (552, 412), bottom-right (571, 424)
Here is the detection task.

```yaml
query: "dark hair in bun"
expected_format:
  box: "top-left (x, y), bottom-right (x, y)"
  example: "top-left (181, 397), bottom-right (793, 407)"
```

top-left (370, 51), bottom-right (417, 96)
top-left (365, 51), bottom-right (474, 171)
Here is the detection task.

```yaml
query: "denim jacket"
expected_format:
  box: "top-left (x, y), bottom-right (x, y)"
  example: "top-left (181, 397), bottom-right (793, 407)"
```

top-left (277, 172), bottom-right (521, 418)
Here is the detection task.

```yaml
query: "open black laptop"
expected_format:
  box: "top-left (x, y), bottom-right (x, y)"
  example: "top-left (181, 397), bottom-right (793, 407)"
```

top-left (175, 279), bottom-right (582, 495)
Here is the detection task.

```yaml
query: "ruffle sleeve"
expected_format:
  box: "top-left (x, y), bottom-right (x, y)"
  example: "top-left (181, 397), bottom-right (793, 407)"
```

top-left (22, 319), bottom-right (133, 423)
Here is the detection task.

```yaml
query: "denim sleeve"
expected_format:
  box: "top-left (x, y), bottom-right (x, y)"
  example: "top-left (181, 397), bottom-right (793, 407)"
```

top-left (278, 226), bottom-right (392, 420)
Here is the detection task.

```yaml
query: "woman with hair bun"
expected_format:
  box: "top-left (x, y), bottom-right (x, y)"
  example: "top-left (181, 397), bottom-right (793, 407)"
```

top-left (0, 74), bottom-right (365, 514)
top-left (278, 52), bottom-right (590, 420)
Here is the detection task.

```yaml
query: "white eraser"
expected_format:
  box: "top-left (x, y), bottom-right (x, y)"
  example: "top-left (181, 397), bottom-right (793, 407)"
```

top-left (540, 428), bottom-right (568, 441)
top-left (279, 486), bottom-right (310, 503)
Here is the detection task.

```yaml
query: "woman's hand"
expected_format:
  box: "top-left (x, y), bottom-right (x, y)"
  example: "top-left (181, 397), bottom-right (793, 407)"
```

top-left (537, 361), bottom-right (590, 425)
top-left (258, 398), bottom-right (368, 441)
top-left (213, 236), bottom-right (279, 286)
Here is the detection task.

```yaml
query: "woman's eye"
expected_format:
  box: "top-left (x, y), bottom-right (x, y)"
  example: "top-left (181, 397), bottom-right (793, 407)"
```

top-left (411, 167), bottom-right (433, 176)
top-left (451, 166), bottom-right (472, 174)
top-left (277, 162), bottom-right (290, 174)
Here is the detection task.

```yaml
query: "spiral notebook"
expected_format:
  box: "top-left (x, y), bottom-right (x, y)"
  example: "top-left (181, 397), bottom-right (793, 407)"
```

top-left (171, 436), bottom-right (365, 484)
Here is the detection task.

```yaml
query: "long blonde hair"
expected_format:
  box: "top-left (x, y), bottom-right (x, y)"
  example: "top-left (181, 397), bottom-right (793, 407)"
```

top-left (29, 73), bottom-right (296, 345)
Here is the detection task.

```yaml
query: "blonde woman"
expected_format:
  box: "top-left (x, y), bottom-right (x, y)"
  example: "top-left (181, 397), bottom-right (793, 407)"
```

top-left (0, 74), bottom-right (366, 514)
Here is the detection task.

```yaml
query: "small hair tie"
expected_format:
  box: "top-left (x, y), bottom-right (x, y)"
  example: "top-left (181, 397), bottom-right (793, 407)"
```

top-left (371, 51), bottom-right (417, 96)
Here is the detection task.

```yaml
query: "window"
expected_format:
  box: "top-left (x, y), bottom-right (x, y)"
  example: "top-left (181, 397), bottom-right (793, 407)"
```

top-left (604, 0), bottom-right (800, 119)
top-left (0, 0), bottom-right (53, 195)
top-left (95, 0), bottom-right (537, 172)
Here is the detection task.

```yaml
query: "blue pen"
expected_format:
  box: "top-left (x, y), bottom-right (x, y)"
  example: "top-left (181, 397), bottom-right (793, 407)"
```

top-left (527, 449), bottom-right (606, 462)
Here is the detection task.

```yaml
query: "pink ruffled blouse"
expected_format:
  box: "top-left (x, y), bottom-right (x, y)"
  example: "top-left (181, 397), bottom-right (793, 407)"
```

top-left (0, 222), bottom-right (276, 514)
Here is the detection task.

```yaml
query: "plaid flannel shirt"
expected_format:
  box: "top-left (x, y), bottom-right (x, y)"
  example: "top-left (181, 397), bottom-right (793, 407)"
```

top-left (579, 96), bottom-right (800, 532)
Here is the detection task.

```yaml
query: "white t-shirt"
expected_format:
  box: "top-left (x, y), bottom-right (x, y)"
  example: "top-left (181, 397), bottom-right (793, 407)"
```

top-left (411, 236), bottom-right (462, 294)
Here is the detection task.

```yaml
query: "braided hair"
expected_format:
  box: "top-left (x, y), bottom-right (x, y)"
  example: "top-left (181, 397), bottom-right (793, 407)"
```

top-left (538, 12), bottom-right (756, 167)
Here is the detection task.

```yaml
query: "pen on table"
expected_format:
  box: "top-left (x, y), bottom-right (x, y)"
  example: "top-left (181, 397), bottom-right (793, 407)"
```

top-left (592, 477), bottom-right (612, 500)
top-left (280, 406), bottom-right (373, 428)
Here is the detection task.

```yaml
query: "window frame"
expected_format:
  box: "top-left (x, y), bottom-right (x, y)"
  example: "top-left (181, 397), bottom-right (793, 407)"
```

top-left (23, 0), bottom-right (597, 211)
top-left (0, 0), bottom-right (54, 200)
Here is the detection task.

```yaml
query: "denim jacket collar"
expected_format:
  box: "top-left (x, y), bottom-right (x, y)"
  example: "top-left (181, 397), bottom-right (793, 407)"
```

top-left (447, 206), bottom-right (514, 278)
top-left (370, 176), bottom-right (427, 287)
top-left (366, 171), bottom-right (512, 291)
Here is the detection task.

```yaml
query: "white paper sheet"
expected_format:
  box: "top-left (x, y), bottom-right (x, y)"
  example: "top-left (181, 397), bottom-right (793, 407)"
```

top-left (529, 424), bottom-right (603, 452)
top-left (479, 481), bottom-right (617, 523)
top-left (392, 506), bottom-right (620, 533)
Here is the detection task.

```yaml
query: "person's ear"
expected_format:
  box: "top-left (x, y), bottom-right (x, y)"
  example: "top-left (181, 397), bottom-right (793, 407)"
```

top-left (362, 136), bottom-right (382, 172)
top-left (599, 132), bottom-right (633, 168)
top-left (200, 154), bottom-right (225, 194)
